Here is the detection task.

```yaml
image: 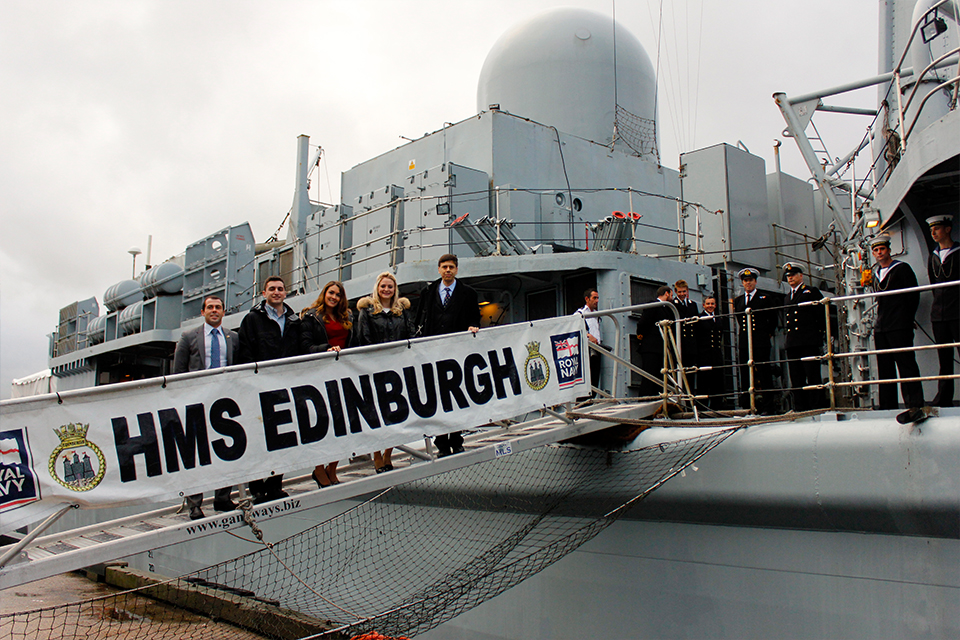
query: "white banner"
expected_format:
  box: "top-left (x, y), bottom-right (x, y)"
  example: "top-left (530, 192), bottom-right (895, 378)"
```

top-left (0, 316), bottom-right (588, 533)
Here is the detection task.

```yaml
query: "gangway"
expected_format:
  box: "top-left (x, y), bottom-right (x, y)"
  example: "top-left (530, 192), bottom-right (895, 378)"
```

top-left (0, 400), bottom-right (658, 589)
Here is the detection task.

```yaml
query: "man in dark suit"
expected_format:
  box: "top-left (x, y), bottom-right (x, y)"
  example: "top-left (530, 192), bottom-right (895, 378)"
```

top-left (782, 262), bottom-right (826, 412)
top-left (696, 295), bottom-right (727, 409)
top-left (637, 285), bottom-right (674, 399)
top-left (415, 254), bottom-right (480, 457)
top-left (731, 268), bottom-right (777, 412)
top-left (173, 295), bottom-right (238, 519)
top-left (237, 276), bottom-right (302, 503)
top-left (871, 234), bottom-right (924, 420)
top-left (926, 215), bottom-right (958, 407)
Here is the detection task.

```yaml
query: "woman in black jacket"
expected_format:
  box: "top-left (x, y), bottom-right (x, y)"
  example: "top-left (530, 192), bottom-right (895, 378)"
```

top-left (356, 271), bottom-right (414, 472)
top-left (300, 280), bottom-right (354, 487)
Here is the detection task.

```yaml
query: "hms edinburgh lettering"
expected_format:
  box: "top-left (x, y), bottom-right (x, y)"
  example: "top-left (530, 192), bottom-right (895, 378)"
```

top-left (110, 348), bottom-right (521, 482)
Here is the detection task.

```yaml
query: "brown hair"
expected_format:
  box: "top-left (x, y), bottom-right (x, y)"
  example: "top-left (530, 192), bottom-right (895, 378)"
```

top-left (301, 281), bottom-right (352, 329)
top-left (438, 253), bottom-right (458, 267)
top-left (674, 279), bottom-right (688, 290)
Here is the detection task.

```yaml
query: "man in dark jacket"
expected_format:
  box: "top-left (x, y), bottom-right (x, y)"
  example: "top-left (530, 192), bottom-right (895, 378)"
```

top-left (870, 235), bottom-right (924, 419)
top-left (237, 276), bottom-right (302, 503)
top-left (415, 254), bottom-right (480, 456)
top-left (731, 268), bottom-right (777, 412)
top-left (926, 215), bottom-right (959, 407)
top-left (696, 295), bottom-right (727, 409)
top-left (782, 262), bottom-right (826, 411)
top-left (672, 279), bottom-right (699, 373)
top-left (636, 285), bottom-right (674, 399)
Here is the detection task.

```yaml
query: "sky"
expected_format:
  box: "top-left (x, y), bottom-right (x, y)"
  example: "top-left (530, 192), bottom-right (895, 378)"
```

top-left (0, 0), bottom-right (880, 398)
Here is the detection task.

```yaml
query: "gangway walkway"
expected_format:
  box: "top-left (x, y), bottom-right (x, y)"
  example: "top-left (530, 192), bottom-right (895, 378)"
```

top-left (0, 400), bottom-right (658, 589)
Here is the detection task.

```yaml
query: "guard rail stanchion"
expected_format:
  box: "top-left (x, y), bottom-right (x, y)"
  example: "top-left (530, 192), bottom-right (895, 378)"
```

top-left (823, 299), bottom-right (837, 410)
top-left (746, 308), bottom-right (757, 414)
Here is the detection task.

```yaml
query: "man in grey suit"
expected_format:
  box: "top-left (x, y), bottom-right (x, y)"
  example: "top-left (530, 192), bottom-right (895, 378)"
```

top-left (173, 295), bottom-right (239, 519)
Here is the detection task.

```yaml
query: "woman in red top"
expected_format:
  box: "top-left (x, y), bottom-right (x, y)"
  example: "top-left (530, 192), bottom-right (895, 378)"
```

top-left (300, 280), bottom-right (355, 487)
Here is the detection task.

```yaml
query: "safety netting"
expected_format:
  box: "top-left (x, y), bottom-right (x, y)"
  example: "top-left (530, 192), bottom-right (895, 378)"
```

top-left (1, 428), bottom-right (738, 640)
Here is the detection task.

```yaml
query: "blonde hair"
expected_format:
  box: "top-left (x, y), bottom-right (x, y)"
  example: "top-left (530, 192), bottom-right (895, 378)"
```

top-left (370, 272), bottom-right (405, 316)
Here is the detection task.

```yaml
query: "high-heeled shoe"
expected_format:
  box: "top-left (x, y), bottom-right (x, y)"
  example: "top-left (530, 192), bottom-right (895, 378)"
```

top-left (312, 469), bottom-right (331, 488)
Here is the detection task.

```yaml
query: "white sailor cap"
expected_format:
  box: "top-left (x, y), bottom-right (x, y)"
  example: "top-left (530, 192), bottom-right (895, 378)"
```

top-left (926, 215), bottom-right (953, 227)
top-left (737, 268), bottom-right (759, 280)
top-left (782, 261), bottom-right (803, 276)
top-left (870, 234), bottom-right (892, 248)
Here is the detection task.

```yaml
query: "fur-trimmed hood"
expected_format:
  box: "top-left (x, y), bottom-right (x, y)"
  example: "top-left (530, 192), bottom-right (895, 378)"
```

top-left (357, 295), bottom-right (410, 316)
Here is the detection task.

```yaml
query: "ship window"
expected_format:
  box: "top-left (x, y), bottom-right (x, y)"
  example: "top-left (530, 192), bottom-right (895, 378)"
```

top-left (572, 198), bottom-right (582, 212)
top-left (555, 193), bottom-right (566, 206)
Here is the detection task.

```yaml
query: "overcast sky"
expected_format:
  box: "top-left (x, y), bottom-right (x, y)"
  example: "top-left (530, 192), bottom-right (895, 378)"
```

top-left (0, 0), bottom-right (879, 398)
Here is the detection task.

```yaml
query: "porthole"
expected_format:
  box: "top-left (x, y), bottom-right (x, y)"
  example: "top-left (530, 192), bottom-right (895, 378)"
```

top-left (555, 192), bottom-right (566, 206)
top-left (572, 198), bottom-right (582, 212)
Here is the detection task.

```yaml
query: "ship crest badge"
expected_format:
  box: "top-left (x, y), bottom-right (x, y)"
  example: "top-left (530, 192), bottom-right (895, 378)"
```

top-left (48, 423), bottom-right (106, 492)
top-left (0, 428), bottom-right (42, 512)
top-left (523, 341), bottom-right (550, 391)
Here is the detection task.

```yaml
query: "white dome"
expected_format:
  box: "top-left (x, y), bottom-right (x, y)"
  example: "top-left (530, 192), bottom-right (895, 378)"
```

top-left (477, 8), bottom-right (657, 152)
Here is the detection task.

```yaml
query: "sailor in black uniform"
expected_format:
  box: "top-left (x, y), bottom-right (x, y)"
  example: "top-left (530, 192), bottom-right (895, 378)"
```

top-left (731, 268), bottom-right (776, 412)
top-left (696, 295), bottom-right (727, 409)
top-left (672, 279), bottom-right (700, 386)
top-left (782, 262), bottom-right (826, 411)
top-left (926, 215), bottom-right (959, 407)
top-left (871, 234), bottom-right (924, 419)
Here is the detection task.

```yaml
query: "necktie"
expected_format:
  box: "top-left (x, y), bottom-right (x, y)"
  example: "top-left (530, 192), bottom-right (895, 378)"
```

top-left (745, 293), bottom-right (752, 306)
top-left (442, 287), bottom-right (451, 306)
top-left (210, 328), bottom-right (221, 369)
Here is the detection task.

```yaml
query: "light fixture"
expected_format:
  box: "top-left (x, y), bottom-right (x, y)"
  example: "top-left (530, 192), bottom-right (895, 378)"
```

top-left (921, 11), bottom-right (947, 44)
top-left (436, 202), bottom-right (451, 216)
top-left (861, 208), bottom-right (881, 229)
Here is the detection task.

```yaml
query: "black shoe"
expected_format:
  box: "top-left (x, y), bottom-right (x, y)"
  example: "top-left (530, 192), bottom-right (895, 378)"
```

top-left (451, 446), bottom-right (465, 455)
top-left (189, 506), bottom-right (205, 520)
top-left (213, 500), bottom-right (238, 512)
top-left (437, 448), bottom-right (452, 458)
top-left (896, 408), bottom-right (926, 424)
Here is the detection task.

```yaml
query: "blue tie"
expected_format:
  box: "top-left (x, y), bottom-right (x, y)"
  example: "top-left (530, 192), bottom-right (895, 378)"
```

top-left (209, 328), bottom-right (221, 369)
top-left (442, 287), bottom-right (451, 306)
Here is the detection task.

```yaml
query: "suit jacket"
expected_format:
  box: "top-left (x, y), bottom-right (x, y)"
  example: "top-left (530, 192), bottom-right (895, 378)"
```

top-left (173, 324), bottom-right (238, 373)
top-left (928, 245), bottom-right (959, 322)
top-left (783, 284), bottom-right (825, 349)
top-left (672, 299), bottom-right (699, 362)
top-left (873, 260), bottom-right (919, 333)
top-left (415, 279), bottom-right (481, 337)
top-left (732, 290), bottom-right (776, 342)
top-left (696, 312), bottom-right (726, 366)
top-left (637, 301), bottom-right (676, 355)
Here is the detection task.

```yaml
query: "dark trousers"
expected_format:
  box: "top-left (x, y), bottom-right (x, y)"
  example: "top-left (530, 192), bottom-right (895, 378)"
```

top-left (875, 330), bottom-right (923, 409)
top-left (696, 365), bottom-right (725, 409)
top-left (738, 339), bottom-right (773, 410)
top-left (787, 345), bottom-right (824, 411)
top-left (639, 351), bottom-right (664, 399)
top-left (434, 432), bottom-right (464, 454)
top-left (932, 320), bottom-right (959, 407)
top-left (249, 475), bottom-right (284, 498)
top-left (589, 352), bottom-right (602, 390)
top-left (186, 486), bottom-right (233, 509)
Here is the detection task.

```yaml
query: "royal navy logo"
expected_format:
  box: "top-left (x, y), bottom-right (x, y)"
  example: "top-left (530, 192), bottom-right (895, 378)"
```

top-left (551, 331), bottom-right (584, 389)
top-left (48, 423), bottom-right (106, 492)
top-left (523, 341), bottom-right (550, 391)
top-left (0, 428), bottom-right (41, 511)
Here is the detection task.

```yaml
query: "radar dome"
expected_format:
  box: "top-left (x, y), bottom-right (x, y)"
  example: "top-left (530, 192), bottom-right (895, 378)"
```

top-left (477, 8), bottom-right (658, 155)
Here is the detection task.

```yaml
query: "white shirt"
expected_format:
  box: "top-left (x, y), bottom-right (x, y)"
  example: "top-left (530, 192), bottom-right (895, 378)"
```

top-left (204, 323), bottom-right (227, 369)
top-left (576, 305), bottom-right (601, 343)
top-left (439, 279), bottom-right (457, 302)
